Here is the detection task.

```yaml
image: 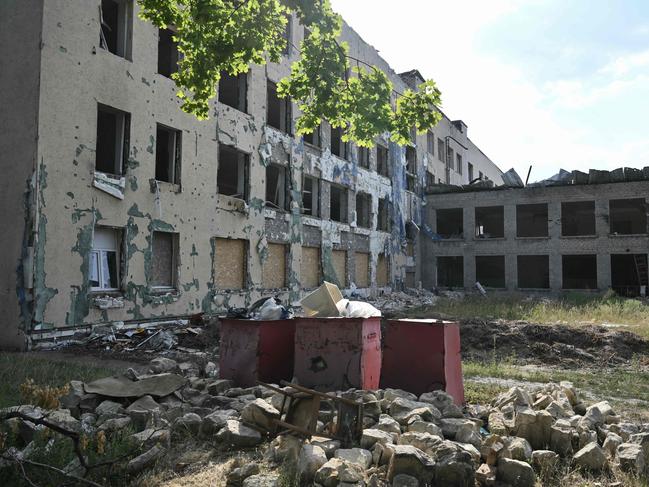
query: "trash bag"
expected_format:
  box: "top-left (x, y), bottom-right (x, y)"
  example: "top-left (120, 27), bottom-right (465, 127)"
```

top-left (257, 297), bottom-right (284, 321)
top-left (340, 300), bottom-right (382, 318)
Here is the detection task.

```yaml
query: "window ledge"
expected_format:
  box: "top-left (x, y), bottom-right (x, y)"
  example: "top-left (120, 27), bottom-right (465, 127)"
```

top-left (560, 235), bottom-right (598, 239)
top-left (302, 215), bottom-right (322, 227)
top-left (93, 171), bottom-right (126, 200)
top-left (515, 236), bottom-right (551, 240)
top-left (216, 194), bottom-right (248, 213)
top-left (434, 237), bottom-right (464, 242)
top-left (97, 47), bottom-right (133, 63)
top-left (355, 227), bottom-right (372, 235)
top-left (473, 237), bottom-right (506, 241)
top-left (90, 294), bottom-right (125, 310)
top-left (518, 288), bottom-right (551, 291)
top-left (608, 233), bottom-right (648, 237)
top-left (152, 180), bottom-right (181, 193)
top-left (265, 124), bottom-right (292, 138)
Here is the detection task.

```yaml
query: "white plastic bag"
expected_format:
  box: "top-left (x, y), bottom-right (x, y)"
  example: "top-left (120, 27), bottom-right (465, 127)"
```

top-left (342, 300), bottom-right (382, 318)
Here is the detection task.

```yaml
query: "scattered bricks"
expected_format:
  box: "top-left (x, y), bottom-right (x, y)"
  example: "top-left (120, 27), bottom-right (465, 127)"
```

top-left (497, 458), bottom-right (536, 487)
top-left (207, 379), bottom-right (234, 396)
top-left (334, 448), bottom-right (372, 469)
top-left (127, 444), bottom-right (166, 474)
top-left (531, 450), bottom-right (558, 472)
top-left (475, 463), bottom-right (496, 486)
top-left (514, 408), bottom-right (552, 450)
top-left (616, 443), bottom-right (645, 475)
top-left (573, 442), bottom-right (608, 472)
top-left (387, 445), bottom-right (435, 483)
top-left (240, 398), bottom-right (279, 431)
top-left (216, 420), bottom-right (263, 447)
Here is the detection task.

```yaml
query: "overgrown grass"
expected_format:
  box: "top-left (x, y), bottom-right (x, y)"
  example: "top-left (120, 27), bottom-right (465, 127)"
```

top-left (0, 352), bottom-right (119, 409)
top-left (409, 293), bottom-right (649, 337)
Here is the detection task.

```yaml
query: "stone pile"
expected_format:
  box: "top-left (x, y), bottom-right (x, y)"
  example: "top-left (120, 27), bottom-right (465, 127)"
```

top-left (2, 358), bottom-right (648, 486)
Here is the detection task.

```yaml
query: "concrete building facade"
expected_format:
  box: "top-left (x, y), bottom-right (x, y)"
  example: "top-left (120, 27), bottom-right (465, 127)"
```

top-left (423, 180), bottom-right (649, 296)
top-left (0, 0), bottom-right (502, 348)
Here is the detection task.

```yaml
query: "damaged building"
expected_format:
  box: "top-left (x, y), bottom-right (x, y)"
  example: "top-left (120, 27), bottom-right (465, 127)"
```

top-left (0, 0), bottom-right (502, 349)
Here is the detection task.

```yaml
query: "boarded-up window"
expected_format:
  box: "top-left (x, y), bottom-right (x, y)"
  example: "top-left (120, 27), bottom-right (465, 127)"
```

top-left (152, 231), bottom-right (176, 288)
top-left (214, 238), bottom-right (247, 290)
top-left (355, 252), bottom-right (369, 287)
top-left (332, 249), bottom-right (347, 287)
top-left (376, 254), bottom-right (389, 286)
top-left (405, 271), bottom-right (416, 288)
top-left (263, 243), bottom-right (287, 288)
top-left (301, 246), bottom-right (321, 288)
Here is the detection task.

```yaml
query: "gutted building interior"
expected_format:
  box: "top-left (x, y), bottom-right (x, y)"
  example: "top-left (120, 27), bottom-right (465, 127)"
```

top-left (517, 255), bottom-right (550, 289)
top-left (562, 255), bottom-right (598, 290)
top-left (475, 206), bottom-right (504, 238)
top-left (609, 198), bottom-right (647, 235)
top-left (562, 201), bottom-right (596, 236)
top-left (475, 256), bottom-right (506, 289)
top-left (436, 208), bottom-right (463, 239)
top-left (516, 203), bottom-right (548, 238)
top-left (437, 257), bottom-right (464, 288)
top-left (611, 254), bottom-right (648, 296)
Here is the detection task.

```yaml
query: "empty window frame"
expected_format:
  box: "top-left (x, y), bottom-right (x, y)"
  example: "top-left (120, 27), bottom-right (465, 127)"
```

top-left (355, 252), bottom-right (370, 287)
top-left (282, 15), bottom-right (292, 55)
top-left (377, 144), bottom-right (389, 176)
top-left (561, 201), bottom-right (596, 236)
top-left (475, 206), bottom-right (505, 238)
top-left (355, 192), bottom-right (371, 229)
top-left (219, 72), bottom-right (247, 113)
top-left (516, 203), bottom-right (548, 238)
top-left (436, 208), bottom-right (463, 239)
top-left (437, 256), bottom-right (464, 288)
top-left (456, 153), bottom-right (463, 174)
top-left (562, 254), bottom-right (597, 289)
top-left (447, 148), bottom-right (454, 170)
top-left (303, 125), bottom-right (321, 147)
top-left (96, 104), bottom-right (130, 175)
top-left (217, 145), bottom-right (249, 200)
top-left (611, 254), bottom-right (648, 296)
top-left (151, 231), bottom-right (178, 289)
top-left (517, 255), bottom-right (550, 289)
top-left (437, 138), bottom-right (444, 162)
top-left (330, 184), bottom-right (348, 223)
top-left (330, 126), bottom-right (348, 159)
top-left (427, 131), bottom-right (435, 154)
top-left (377, 198), bottom-right (390, 232)
top-left (426, 172), bottom-right (435, 188)
top-left (267, 80), bottom-right (291, 133)
top-left (406, 146), bottom-right (417, 191)
top-left (99, 0), bottom-right (132, 59)
top-left (213, 238), bottom-right (247, 290)
top-left (90, 227), bottom-right (122, 291)
top-left (476, 256), bottom-right (506, 288)
top-left (468, 162), bottom-right (474, 181)
top-left (155, 124), bottom-right (181, 185)
top-left (158, 28), bottom-right (179, 77)
top-left (265, 163), bottom-right (289, 210)
top-left (262, 243), bottom-right (288, 289)
top-left (358, 147), bottom-right (370, 169)
top-left (301, 246), bottom-right (321, 288)
top-left (609, 198), bottom-right (647, 235)
top-left (302, 175), bottom-right (320, 217)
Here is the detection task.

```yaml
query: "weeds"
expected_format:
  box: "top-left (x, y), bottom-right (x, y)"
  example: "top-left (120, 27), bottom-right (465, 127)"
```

top-left (19, 378), bottom-right (70, 410)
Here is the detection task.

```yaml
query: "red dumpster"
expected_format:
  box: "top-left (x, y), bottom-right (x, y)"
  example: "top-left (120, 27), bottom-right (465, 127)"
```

top-left (293, 317), bottom-right (381, 391)
top-left (381, 319), bottom-right (464, 405)
top-left (219, 319), bottom-right (295, 387)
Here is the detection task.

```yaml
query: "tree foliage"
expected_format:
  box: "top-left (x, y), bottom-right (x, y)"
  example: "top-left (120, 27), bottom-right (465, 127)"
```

top-left (138, 0), bottom-right (442, 146)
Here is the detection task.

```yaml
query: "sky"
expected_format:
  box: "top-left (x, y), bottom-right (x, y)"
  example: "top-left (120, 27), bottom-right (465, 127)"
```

top-left (329, 0), bottom-right (649, 181)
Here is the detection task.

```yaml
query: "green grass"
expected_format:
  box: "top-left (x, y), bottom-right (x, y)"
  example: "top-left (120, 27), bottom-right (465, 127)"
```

top-left (406, 293), bottom-right (649, 337)
top-left (0, 352), bottom-right (119, 409)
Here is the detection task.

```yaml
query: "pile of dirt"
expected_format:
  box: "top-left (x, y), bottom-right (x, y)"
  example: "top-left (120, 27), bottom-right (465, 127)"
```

top-left (459, 319), bottom-right (649, 367)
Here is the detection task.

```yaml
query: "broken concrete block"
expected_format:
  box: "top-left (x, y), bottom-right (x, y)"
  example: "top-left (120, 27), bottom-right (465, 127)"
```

top-left (172, 412), bottom-right (202, 437)
top-left (389, 397), bottom-right (441, 424)
top-left (207, 379), bottom-right (234, 396)
top-left (602, 432), bottom-right (623, 458)
top-left (241, 474), bottom-right (279, 487)
top-left (497, 458), bottom-right (536, 487)
top-left (240, 398), bottom-right (279, 431)
top-left (387, 445), bottom-right (435, 483)
top-left (408, 420), bottom-right (442, 438)
top-left (127, 444), bottom-right (165, 474)
top-left (334, 448), bottom-right (372, 469)
top-left (475, 463), bottom-right (496, 486)
top-left (573, 442), bottom-right (607, 472)
top-left (201, 409), bottom-right (238, 436)
top-left (392, 473), bottom-right (420, 487)
top-left (439, 418), bottom-right (479, 440)
top-left (531, 449), bottom-right (558, 472)
top-left (361, 428), bottom-right (394, 449)
top-left (297, 444), bottom-right (327, 482)
top-left (216, 420), bottom-right (263, 448)
top-left (616, 442), bottom-right (645, 475)
top-left (149, 357), bottom-right (179, 374)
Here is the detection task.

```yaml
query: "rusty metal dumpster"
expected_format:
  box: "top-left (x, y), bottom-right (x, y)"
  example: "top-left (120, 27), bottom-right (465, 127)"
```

top-left (219, 319), bottom-right (295, 387)
top-left (380, 319), bottom-right (464, 404)
top-left (293, 317), bottom-right (381, 391)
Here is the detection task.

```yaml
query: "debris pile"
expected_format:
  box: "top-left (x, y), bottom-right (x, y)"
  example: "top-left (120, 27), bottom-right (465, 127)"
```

top-left (2, 358), bottom-right (648, 486)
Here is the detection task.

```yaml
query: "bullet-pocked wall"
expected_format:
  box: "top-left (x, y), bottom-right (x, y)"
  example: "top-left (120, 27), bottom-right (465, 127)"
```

top-left (0, 0), bottom-right (502, 345)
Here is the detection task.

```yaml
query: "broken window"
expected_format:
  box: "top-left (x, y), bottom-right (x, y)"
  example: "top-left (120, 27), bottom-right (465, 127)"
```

top-left (355, 252), bottom-right (370, 287)
top-left (265, 164), bottom-right (289, 210)
top-left (330, 126), bottom-right (348, 159)
top-left (561, 201), bottom-right (596, 236)
top-left (447, 148), bottom-right (454, 170)
top-left (517, 255), bottom-right (550, 289)
top-left (475, 206), bottom-right (504, 238)
top-left (437, 138), bottom-right (444, 162)
top-left (437, 256), bottom-right (464, 288)
top-left (155, 124), bottom-right (181, 185)
top-left (303, 125), bottom-right (321, 147)
top-left (376, 254), bottom-right (389, 286)
top-left (562, 255), bottom-right (597, 289)
top-left (99, 0), bottom-right (132, 59)
top-left (158, 28), bottom-right (179, 77)
top-left (330, 184), bottom-right (348, 223)
top-left (436, 208), bottom-right (463, 239)
top-left (355, 192), bottom-right (371, 229)
top-left (96, 104), bottom-right (130, 175)
top-left (406, 146), bottom-right (417, 191)
top-left (456, 153), bottom-right (463, 174)
top-left (516, 203), bottom-right (548, 238)
top-left (219, 72), bottom-right (247, 113)
top-left (213, 238), bottom-right (247, 290)
top-left (217, 145), bottom-right (249, 200)
top-left (262, 243), bottom-right (287, 288)
top-left (90, 227), bottom-right (122, 291)
top-left (358, 147), bottom-right (370, 169)
top-left (377, 198), bottom-right (390, 232)
top-left (468, 163), bottom-right (474, 181)
top-left (609, 198), bottom-right (647, 235)
top-left (427, 132), bottom-right (435, 154)
top-left (476, 256), bottom-right (506, 288)
top-left (301, 246), bottom-right (321, 288)
top-left (151, 231), bottom-right (177, 289)
top-left (611, 254), bottom-right (648, 297)
top-left (267, 80), bottom-right (291, 133)
top-left (302, 175), bottom-right (320, 217)
top-left (377, 144), bottom-right (389, 176)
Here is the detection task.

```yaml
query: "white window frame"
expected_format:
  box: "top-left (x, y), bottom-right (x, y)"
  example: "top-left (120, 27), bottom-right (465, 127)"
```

top-left (90, 228), bottom-right (121, 292)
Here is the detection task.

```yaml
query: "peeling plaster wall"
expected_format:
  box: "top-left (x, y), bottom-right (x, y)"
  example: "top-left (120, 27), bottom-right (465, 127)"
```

top-left (0, 0), bottom-right (44, 349)
top-left (10, 2), bottom-right (501, 333)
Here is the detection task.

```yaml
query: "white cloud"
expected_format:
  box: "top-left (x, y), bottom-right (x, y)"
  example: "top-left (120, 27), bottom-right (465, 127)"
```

top-left (600, 49), bottom-right (649, 77)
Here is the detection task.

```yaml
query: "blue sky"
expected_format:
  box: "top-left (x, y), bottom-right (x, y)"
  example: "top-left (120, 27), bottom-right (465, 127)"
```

top-left (330, 0), bottom-right (649, 180)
